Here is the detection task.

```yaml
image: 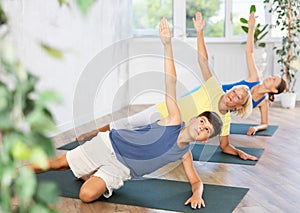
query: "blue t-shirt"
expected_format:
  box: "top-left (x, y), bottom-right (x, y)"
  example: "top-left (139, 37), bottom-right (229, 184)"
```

top-left (110, 121), bottom-right (189, 179)
top-left (222, 80), bottom-right (265, 108)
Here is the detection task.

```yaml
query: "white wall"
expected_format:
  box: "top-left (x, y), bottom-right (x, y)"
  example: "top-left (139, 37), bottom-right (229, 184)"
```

top-left (3, 1), bottom-right (299, 133)
top-left (3, 0), bottom-right (132, 133)
top-left (127, 38), bottom-right (298, 105)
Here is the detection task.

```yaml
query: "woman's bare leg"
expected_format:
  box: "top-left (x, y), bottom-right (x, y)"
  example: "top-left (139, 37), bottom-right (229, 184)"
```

top-left (76, 124), bottom-right (110, 141)
top-left (98, 124), bottom-right (110, 132)
top-left (77, 105), bottom-right (159, 141)
top-left (27, 154), bottom-right (69, 173)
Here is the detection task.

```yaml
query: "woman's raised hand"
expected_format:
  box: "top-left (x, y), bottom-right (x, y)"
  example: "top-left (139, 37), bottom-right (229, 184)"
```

top-left (248, 12), bottom-right (256, 31)
top-left (159, 17), bottom-right (171, 46)
top-left (193, 12), bottom-right (205, 33)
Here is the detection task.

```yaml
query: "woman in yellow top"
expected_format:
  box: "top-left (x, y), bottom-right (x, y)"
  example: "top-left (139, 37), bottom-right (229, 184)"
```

top-left (78, 12), bottom-right (257, 161)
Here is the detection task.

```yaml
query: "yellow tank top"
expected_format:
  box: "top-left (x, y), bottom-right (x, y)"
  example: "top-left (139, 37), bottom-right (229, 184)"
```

top-left (156, 76), bottom-right (230, 136)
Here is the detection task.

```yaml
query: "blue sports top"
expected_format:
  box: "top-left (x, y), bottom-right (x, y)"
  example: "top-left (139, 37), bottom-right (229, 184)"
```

top-left (222, 80), bottom-right (266, 108)
top-left (109, 121), bottom-right (189, 179)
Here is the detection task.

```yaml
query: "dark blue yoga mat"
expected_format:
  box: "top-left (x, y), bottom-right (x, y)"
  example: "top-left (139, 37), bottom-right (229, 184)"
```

top-left (58, 142), bottom-right (263, 165)
top-left (191, 144), bottom-right (263, 165)
top-left (230, 123), bottom-right (278, 136)
top-left (36, 170), bottom-right (249, 213)
top-left (57, 141), bottom-right (81, 150)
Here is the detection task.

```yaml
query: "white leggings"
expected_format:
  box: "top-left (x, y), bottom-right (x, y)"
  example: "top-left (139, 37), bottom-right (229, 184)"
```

top-left (110, 105), bottom-right (161, 130)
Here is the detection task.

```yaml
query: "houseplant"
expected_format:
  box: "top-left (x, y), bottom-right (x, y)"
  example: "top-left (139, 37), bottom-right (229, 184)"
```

top-left (0, 5), bottom-right (60, 211)
top-left (264, 0), bottom-right (300, 108)
top-left (240, 5), bottom-right (270, 48)
top-left (0, 0), bottom-right (96, 212)
top-left (240, 5), bottom-right (270, 76)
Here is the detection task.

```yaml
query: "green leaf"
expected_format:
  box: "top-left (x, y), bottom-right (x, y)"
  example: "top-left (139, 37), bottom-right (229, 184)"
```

top-left (1, 166), bottom-right (15, 188)
top-left (0, 5), bottom-right (7, 26)
top-left (26, 108), bottom-right (56, 133)
top-left (29, 203), bottom-right (52, 213)
top-left (37, 90), bottom-right (61, 108)
top-left (21, 73), bottom-right (39, 104)
top-left (15, 167), bottom-right (37, 206)
top-left (0, 181), bottom-right (12, 212)
top-left (250, 5), bottom-right (256, 13)
top-left (0, 85), bottom-right (10, 112)
top-left (28, 132), bottom-right (55, 157)
top-left (241, 26), bottom-right (248, 34)
top-left (260, 24), bottom-right (269, 33)
top-left (76, 0), bottom-right (95, 15)
top-left (257, 31), bottom-right (269, 41)
top-left (3, 133), bottom-right (26, 161)
top-left (0, 165), bottom-right (16, 212)
top-left (29, 147), bottom-right (48, 169)
top-left (0, 40), bottom-right (17, 64)
top-left (240, 18), bottom-right (248, 24)
top-left (11, 140), bottom-right (30, 160)
top-left (58, 0), bottom-right (70, 6)
top-left (40, 43), bottom-right (63, 59)
top-left (258, 43), bottom-right (266, 48)
top-left (24, 98), bottom-right (35, 116)
top-left (35, 181), bottom-right (59, 204)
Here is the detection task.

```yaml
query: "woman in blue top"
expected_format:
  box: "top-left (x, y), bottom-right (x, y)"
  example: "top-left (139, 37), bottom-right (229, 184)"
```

top-left (222, 12), bottom-right (286, 136)
top-left (28, 18), bottom-right (222, 209)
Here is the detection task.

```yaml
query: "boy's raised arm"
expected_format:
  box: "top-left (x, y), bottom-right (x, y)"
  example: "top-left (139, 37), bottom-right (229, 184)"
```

top-left (159, 18), bottom-right (181, 124)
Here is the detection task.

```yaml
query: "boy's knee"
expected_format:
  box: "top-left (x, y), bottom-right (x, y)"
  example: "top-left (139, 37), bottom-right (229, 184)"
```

top-left (79, 176), bottom-right (107, 203)
top-left (79, 188), bottom-right (99, 203)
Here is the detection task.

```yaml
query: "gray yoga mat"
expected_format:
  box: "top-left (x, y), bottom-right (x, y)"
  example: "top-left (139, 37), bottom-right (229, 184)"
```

top-left (36, 170), bottom-right (249, 213)
top-left (230, 123), bottom-right (278, 136)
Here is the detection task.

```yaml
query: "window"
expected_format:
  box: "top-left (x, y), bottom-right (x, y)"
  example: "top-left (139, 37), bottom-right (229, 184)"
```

top-left (132, 0), bottom-right (270, 39)
top-left (132, 0), bottom-right (173, 36)
top-left (186, 0), bottom-right (225, 37)
top-left (232, 0), bottom-right (266, 36)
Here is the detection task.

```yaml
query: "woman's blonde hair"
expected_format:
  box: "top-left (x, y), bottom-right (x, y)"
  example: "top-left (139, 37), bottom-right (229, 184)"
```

top-left (230, 85), bottom-right (253, 118)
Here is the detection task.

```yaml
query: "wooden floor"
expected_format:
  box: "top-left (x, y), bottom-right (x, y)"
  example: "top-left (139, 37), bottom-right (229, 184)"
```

top-left (51, 102), bottom-right (300, 213)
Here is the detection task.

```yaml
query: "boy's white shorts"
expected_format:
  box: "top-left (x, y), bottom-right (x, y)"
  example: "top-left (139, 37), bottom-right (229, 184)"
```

top-left (66, 131), bottom-right (131, 198)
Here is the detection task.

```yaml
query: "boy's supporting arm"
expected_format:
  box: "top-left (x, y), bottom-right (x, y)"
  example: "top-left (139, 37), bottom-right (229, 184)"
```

top-left (182, 151), bottom-right (205, 209)
top-left (193, 12), bottom-right (212, 81)
top-left (159, 18), bottom-right (181, 123)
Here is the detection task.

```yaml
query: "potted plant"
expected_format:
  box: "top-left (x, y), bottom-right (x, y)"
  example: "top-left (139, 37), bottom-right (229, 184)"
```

top-left (264, 0), bottom-right (300, 108)
top-left (240, 5), bottom-right (270, 48)
top-left (240, 5), bottom-right (270, 76)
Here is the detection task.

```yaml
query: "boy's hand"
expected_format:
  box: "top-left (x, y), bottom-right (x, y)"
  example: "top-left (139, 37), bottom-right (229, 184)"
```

top-left (159, 17), bottom-right (171, 46)
top-left (185, 194), bottom-right (205, 209)
top-left (193, 12), bottom-right (205, 33)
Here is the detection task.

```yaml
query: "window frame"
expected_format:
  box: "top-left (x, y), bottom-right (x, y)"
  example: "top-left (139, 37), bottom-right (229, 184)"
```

top-left (133, 0), bottom-right (285, 43)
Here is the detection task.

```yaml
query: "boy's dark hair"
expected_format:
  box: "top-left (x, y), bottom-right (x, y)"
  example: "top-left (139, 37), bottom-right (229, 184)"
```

top-left (197, 111), bottom-right (223, 138)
